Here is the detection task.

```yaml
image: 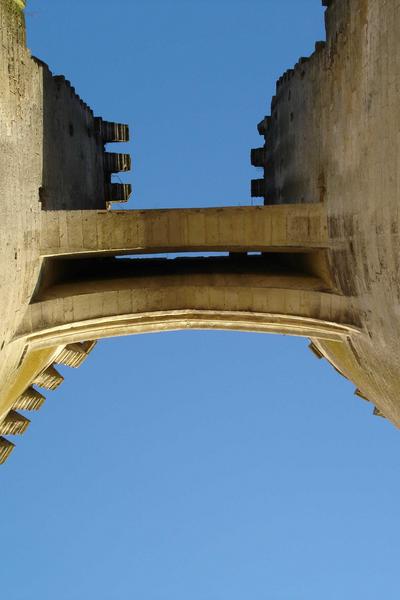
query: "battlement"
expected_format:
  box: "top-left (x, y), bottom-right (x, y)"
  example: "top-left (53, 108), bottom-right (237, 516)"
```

top-left (0, 341), bottom-right (96, 463)
top-left (250, 0), bottom-right (342, 204)
top-left (34, 59), bottom-right (132, 210)
top-left (251, 31), bottom-right (328, 203)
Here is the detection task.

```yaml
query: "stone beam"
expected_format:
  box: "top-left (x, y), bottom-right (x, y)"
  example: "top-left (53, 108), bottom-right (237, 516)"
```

top-left (40, 203), bottom-right (328, 257)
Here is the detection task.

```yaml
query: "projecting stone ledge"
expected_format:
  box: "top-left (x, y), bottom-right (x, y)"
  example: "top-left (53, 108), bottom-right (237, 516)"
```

top-left (0, 341), bottom-right (96, 464)
top-left (0, 438), bottom-right (15, 465)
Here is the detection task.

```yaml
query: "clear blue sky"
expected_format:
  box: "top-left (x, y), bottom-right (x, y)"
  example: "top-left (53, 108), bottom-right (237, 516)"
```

top-left (2, 1), bottom-right (400, 599)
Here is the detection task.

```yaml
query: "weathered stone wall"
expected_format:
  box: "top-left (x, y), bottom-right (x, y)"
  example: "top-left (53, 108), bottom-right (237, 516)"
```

top-left (252, 0), bottom-right (400, 423)
top-left (37, 64), bottom-right (131, 210)
top-left (252, 0), bottom-right (399, 209)
top-left (0, 0), bottom-right (130, 456)
top-left (40, 63), bottom-right (107, 210)
top-left (0, 0), bottom-right (42, 369)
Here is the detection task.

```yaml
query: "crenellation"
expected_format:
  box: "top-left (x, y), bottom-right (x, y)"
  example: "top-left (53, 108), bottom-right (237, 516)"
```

top-left (55, 341), bottom-right (96, 368)
top-left (314, 41), bottom-right (326, 52)
top-left (250, 9), bottom-right (334, 205)
top-left (34, 60), bottom-right (132, 211)
top-left (104, 153), bottom-right (131, 173)
top-left (95, 119), bottom-right (130, 143)
top-left (354, 388), bottom-right (369, 402)
top-left (250, 148), bottom-right (266, 168)
top-left (308, 342), bottom-right (324, 359)
top-left (373, 407), bottom-right (385, 419)
top-left (33, 365), bottom-right (64, 391)
top-left (13, 386), bottom-right (45, 411)
top-left (0, 437), bottom-right (15, 465)
top-left (298, 57), bottom-right (310, 65)
top-left (0, 339), bottom-right (98, 462)
top-left (105, 183), bottom-right (132, 204)
top-left (0, 410), bottom-right (30, 435)
top-left (250, 179), bottom-right (266, 198)
top-left (257, 116), bottom-right (271, 135)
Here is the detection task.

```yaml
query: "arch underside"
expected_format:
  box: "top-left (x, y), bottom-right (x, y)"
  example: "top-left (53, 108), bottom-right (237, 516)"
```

top-left (1, 203), bottom-right (360, 462)
top-left (17, 266), bottom-right (358, 348)
top-left (20, 308), bottom-right (356, 347)
top-left (23, 199), bottom-right (356, 350)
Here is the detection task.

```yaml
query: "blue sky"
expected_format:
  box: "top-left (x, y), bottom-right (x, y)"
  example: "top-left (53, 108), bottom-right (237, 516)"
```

top-left (2, 1), bottom-right (400, 599)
